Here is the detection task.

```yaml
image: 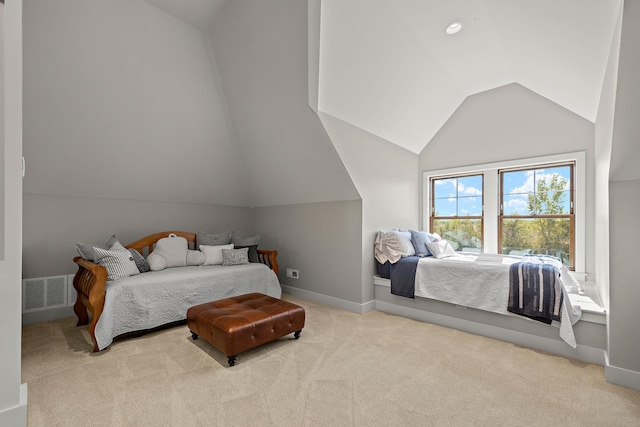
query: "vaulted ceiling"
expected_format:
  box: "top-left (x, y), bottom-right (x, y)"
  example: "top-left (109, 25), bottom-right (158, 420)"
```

top-left (147, 0), bottom-right (623, 154)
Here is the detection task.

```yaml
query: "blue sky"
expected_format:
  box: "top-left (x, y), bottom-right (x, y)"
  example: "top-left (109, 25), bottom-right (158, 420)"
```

top-left (433, 175), bottom-right (483, 216)
top-left (433, 166), bottom-right (571, 217)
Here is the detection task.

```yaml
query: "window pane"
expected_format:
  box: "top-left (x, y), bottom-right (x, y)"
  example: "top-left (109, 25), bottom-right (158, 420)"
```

top-left (457, 175), bottom-right (482, 197)
top-left (433, 174), bottom-right (482, 217)
top-left (434, 198), bottom-right (456, 217)
top-left (502, 218), bottom-right (571, 266)
top-left (432, 219), bottom-right (482, 252)
top-left (433, 178), bottom-right (456, 200)
top-left (503, 166), bottom-right (571, 216)
top-left (458, 196), bottom-right (482, 216)
top-left (503, 194), bottom-right (529, 215)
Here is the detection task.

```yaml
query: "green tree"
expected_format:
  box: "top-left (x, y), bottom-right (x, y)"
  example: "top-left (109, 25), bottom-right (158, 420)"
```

top-left (503, 173), bottom-right (570, 264)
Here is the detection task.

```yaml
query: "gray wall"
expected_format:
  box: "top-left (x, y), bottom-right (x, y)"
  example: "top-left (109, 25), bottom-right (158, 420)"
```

top-left (253, 200), bottom-right (363, 304)
top-left (608, 0), bottom-right (640, 377)
top-left (209, 0), bottom-right (359, 207)
top-left (22, 193), bottom-right (252, 278)
top-left (1, 1), bottom-right (26, 423)
top-left (419, 83), bottom-right (596, 278)
top-left (22, 0), bottom-right (253, 278)
top-left (594, 6), bottom-right (623, 310)
top-left (23, 0), bottom-right (247, 206)
top-left (320, 112), bottom-right (419, 304)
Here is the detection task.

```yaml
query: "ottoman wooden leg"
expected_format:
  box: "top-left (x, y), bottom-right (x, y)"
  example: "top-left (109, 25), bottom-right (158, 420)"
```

top-left (294, 330), bottom-right (302, 339)
top-left (228, 355), bottom-right (237, 366)
top-left (191, 332), bottom-right (199, 340)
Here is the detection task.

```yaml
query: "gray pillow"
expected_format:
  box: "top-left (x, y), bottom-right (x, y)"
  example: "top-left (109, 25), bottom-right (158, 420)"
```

top-left (129, 249), bottom-right (150, 273)
top-left (197, 231), bottom-right (231, 246)
top-left (75, 242), bottom-right (102, 261)
top-left (234, 245), bottom-right (259, 263)
top-left (231, 231), bottom-right (260, 247)
top-left (75, 234), bottom-right (120, 261)
top-left (222, 247), bottom-right (249, 266)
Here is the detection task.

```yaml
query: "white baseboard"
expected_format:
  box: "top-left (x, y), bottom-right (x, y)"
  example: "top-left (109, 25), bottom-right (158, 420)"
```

top-left (605, 354), bottom-right (640, 391)
top-left (0, 383), bottom-right (27, 427)
top-left (281, 285), bottom-right (375, 314)
top-left (375, 300), bottom-right (606, 366)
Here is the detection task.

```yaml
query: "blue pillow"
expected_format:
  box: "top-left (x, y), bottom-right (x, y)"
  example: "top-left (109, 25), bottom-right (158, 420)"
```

top-left (410, 230), bottom-right (433, 256)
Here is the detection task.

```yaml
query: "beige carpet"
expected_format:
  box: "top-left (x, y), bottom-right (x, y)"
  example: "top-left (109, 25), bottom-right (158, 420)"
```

top-left (22, 295), bottom-right (640, 426)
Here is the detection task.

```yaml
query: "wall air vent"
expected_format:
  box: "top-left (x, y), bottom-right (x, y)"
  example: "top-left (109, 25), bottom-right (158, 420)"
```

top-left (22, 275), bottom-right (68, 312)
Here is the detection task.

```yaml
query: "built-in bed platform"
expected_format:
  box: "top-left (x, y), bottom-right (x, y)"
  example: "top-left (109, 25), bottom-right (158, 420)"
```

top-left (374, 276), bottom-right (607, 365)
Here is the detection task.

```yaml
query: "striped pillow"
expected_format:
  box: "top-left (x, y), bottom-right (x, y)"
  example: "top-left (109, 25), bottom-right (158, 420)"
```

top-left (94, 247), bottom-right (140, 281)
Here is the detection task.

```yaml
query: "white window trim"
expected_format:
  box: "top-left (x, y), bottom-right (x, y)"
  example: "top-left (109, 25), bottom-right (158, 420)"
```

top-left (423, 151), bottom-right (586, 275)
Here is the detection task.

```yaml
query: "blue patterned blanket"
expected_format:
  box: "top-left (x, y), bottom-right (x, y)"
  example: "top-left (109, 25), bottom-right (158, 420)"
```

top-left (508, 256), bottom-right (563, 324)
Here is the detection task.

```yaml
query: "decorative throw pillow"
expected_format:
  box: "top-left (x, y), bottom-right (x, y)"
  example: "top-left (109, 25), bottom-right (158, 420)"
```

top-left (197, 231), bottom-right (231, 246)
top-left (233, 244), bottom-right (259, 263)
top-left (129, 249), bottom-right (151, 273)
top-left (93, 247), bottom-right (140, 281)
top-left (104, 234), bottom-right (119, 250)
top-left (222, 247), bottom-right (249, 266)
top-left (230, 231), bottom-right (260, 247)
top-left (200, 244), bottom-right (234, 266)
top-left (425, 240), bottom-right (457, 259)
top-left (75, 242), bottom-right (102, 261)
top-left (147, 234), bottom-right (190, 271)
top-left (410, 230), bottom-right (432, 256)
top-left (186, 250), bottom-right (205, 266)
top-left (374, 230), bottom-right (416, 264)
top-left (75, 234), bottom-right (126, 262)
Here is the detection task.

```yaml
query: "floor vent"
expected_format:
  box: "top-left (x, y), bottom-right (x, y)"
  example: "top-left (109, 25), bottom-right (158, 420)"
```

top-left (23, 275), bottom-right (68, 312)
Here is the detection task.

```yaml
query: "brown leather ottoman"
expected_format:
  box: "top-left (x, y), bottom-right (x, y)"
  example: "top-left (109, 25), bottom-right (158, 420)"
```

top-left (186, 293), bottom-right (305, 366)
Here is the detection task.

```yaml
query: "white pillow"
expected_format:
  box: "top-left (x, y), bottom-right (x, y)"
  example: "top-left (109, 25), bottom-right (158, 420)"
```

top-left (200, 244), bottom-right (234, 265)
top-left (374, 230), bottom-right (416, 264)
top-left (425, 240), bottom-right (457, 259)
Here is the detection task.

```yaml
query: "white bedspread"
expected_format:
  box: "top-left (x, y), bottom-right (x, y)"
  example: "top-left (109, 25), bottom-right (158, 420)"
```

top-left (414, 253), bottom-right (582, 347)
top-left (95, 264), bottom-right (281, 351)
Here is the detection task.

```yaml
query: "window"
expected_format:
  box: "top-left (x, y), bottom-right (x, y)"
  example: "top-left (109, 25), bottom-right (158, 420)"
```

top-left (423, 152), bottom-right (585, 274)
top-left (499, 163), bottom-right (574, 268)
top-left (430, 174), bottom-right (483, 252)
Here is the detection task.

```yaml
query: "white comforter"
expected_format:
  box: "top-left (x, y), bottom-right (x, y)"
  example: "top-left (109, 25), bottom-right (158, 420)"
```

top-left (95, 264), bottom-right (281, 351)
top-left (414, 253), bottom-right (582, 347)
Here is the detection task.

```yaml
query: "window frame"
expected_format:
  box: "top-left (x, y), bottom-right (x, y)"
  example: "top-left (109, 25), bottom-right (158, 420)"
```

top-left (430, 173), bottom-right (485, 252)
top-left (498, 162), bottom-right (575, 269)
top-left (422, 151), bottom-right (586, 275)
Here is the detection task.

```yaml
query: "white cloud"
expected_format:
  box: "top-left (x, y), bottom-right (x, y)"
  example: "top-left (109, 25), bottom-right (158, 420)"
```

top-left (507, 197), bottom-right (528, 213)
top-left (457, 183), bottom-right (482, 196)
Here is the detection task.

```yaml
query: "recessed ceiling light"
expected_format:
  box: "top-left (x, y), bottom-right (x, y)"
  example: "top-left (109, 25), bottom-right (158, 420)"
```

top-left (446, 22), bottom-right (463, 35)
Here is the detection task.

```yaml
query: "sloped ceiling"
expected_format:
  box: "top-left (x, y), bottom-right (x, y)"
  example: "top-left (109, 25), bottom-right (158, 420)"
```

top-left (148, 0), bottom-right (622, 155)
top-left (318, 0), bottom-right (622, 154)
top-left (144, 0), bottom-right (228, 31)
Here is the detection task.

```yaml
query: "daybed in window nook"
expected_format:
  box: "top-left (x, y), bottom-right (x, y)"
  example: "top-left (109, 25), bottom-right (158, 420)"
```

top-left (374, 230), bottom-right (595, 350)
top-left (72, 231), bottom-right (281, 352)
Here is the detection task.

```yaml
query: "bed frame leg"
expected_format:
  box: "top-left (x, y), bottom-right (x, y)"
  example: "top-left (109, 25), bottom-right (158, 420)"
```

top-left (73, 297), bottom-right (89, 326)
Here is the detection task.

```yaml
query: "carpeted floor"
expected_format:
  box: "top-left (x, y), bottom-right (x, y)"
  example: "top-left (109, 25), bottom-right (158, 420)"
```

top-left (22, 295), bottom-right (640, 426)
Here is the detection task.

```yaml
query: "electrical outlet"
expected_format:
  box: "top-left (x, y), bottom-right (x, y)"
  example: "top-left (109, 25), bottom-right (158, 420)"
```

top-left (286, 268), bottom-right (300, 279)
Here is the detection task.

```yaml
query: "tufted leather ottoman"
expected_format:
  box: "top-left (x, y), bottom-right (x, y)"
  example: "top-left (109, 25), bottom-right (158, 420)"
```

top-left (186, 293), bottom-right (305, 366)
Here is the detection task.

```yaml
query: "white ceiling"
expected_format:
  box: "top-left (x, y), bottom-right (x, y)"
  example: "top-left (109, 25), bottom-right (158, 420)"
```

top-left (146, 0), bottom-right (623, 154)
